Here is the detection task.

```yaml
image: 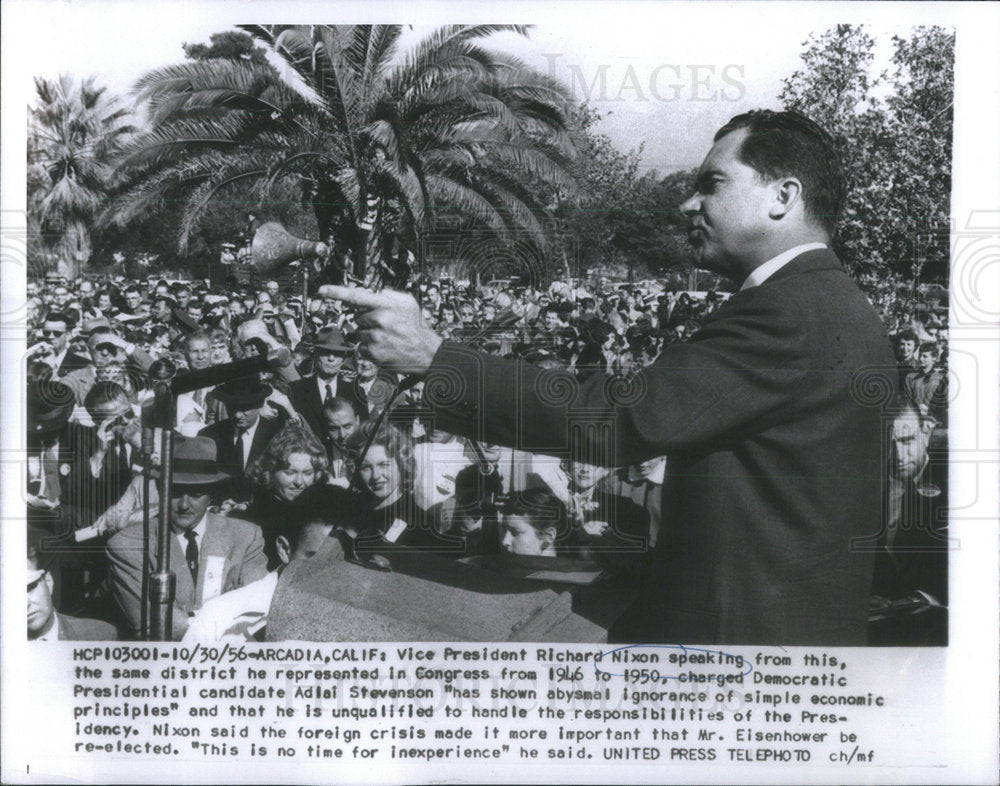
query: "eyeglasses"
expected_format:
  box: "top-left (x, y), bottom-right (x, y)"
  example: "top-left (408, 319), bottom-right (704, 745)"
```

top-left (107, 409), bottom-right (137, 429)
top-left (41, 329), bottom-right (66, 338)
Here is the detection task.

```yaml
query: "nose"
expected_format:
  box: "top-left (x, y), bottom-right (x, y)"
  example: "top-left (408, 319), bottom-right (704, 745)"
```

top-left (501, 530), bottom-right (513, 549)
top-left (680, 193), bottom-right (701, 216)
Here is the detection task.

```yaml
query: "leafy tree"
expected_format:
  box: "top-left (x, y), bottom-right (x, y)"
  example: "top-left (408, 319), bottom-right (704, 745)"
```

top-left (182, 31), bottom-right (271, 65)
top-left (103, 24), bottom-right (582, 287)
top-left (780, 24), bottom-right (954, 282)
top-left (28, 75), bottom-right (133, 277)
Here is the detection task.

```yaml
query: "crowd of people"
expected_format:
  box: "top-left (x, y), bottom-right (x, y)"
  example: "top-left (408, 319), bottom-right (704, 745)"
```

top-left (24, 261), bottom-right (949, 643)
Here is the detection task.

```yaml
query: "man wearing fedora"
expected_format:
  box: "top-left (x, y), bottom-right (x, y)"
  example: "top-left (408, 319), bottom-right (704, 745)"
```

top-left (289, 326), bottom-right (369, 439)
top-left (199, 379), bottom-right (288, 502)
top-left (106, 436), bottom-right (268, 640)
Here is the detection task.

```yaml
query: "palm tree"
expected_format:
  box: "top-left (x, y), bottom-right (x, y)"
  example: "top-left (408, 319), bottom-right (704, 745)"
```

top-left (104, 24), bottom-right (583, 286)
top-left (29, 75), bottom-right (133, 278)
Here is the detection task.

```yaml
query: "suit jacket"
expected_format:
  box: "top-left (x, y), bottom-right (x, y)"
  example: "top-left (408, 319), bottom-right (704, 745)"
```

top-left (57, 612), bottom-right (119, 641)
top-left (59, 347), bottom-right (154, 405)
top-left (199, 415), bottom-right (287, 502)
top-left (106, 512), bottom-right (268, 640)
top-left (56, 350), bottom-right (91, 377)
top-left (426, 249), bottom-right (897, 645)
top-left (289, 375), bottom-right (368, 439)
top-left (870, 457), bottom-right (949, 605)
top-left (28, 423), bottom-right (133, 536)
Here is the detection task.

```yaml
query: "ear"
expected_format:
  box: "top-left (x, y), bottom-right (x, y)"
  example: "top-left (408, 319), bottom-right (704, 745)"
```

top-left (275, 535), bottom-right (292, 564)
top-left (768, 177), bottom-right (803, 219)
top-left (44, 571), bottom-right (55, 594)
top-left (539, 526), bottom-right (558, 551)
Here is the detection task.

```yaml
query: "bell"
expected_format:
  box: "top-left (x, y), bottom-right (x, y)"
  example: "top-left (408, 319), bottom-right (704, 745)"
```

top-left (250, 222), bottom-right (328, 274)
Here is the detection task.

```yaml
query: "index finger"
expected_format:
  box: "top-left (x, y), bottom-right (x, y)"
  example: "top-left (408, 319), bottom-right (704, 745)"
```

top-left (317, 285), bottom-right (386, 311)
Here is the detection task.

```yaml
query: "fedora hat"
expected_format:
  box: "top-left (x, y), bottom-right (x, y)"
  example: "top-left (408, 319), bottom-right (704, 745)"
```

top-left (213, 379), bottom-right (271, 411)
top-left (172, 307), bottom-right (200, 333)
top-left (313, 326), bottom-right (354, 354)
top-left (28, 381), bottom-right (75, 436)
top-left (153, 435), bottom-right (231, 485)
top-left (81, 316), bottom-right (112, 335)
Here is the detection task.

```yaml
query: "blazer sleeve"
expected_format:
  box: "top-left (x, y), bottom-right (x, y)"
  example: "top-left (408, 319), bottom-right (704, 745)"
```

top-left (426, 287), bottom-right (813, 466)
top-left (236, 522), bottom-right (269, 586)
top-left (106, 528), bottom-right (146, 636)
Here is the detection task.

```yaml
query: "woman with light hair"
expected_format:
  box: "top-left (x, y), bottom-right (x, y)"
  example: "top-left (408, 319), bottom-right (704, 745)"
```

top-left (239, 423), bottom-right (329, 567)
top-left (352, 423), bottom-right (461, 556)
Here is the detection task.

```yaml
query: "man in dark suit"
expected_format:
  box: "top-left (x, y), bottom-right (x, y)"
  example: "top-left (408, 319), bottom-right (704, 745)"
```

top-left (31, 310), bottom-right (89, 378)
top-left (199, 380), bottom-right (286, 502)
top-left (319, 396), bottom-right (361, 481)
top-left (28, 531), bottom-right (118, 640)
top-left (322, 110), bottom-right (897, 645)
top-left (868, 396), bottom-right (948, 645)
top-left (289, 326), bottom-right (367, 438)
top-left (106, 436), bottom-right (268, 640)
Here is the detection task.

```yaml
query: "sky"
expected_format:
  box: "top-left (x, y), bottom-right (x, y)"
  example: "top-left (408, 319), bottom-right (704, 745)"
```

top-left (6, 0), bottom-right (955, 174)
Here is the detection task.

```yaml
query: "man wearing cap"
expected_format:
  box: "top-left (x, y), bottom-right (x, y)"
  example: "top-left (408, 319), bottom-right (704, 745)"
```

top-left (26, 380), bottom-right (85, 530)
top-left (28, 529), bottom-right (118, 641)
top-left (199, 380), bottom-right (287, 502)
top-left (106, 436), bottom-right (268, 640)
top-left (60, 327), bottom-right (154, 408)
top-left (289, 326), bottom-right (368, 439)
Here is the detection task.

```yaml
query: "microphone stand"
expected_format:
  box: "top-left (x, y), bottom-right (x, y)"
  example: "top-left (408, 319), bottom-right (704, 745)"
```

top-left (146, 360), bottom-right (177, 642)
top-left (142, 349), bottom-right (295, 640)
top-left (139, 425), bottom-right (155, 640)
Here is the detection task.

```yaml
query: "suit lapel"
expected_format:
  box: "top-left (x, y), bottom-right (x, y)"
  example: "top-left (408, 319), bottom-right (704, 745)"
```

top-left (197, 514), bottom-right (225, 603)
top-left (249, 418), bottom-right (275, 467)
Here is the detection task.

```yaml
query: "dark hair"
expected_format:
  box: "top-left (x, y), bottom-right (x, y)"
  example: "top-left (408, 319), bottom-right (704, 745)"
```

top-left (895, 329), bottom-right (919, 344)
top-left (503, 488), bottom-right (568, 540)
top-left (715, 110), bottom-right (844, 237)
top-left (323, 395), bottom-right (359, 419)
top-left (288, 483), bottom-right (365, 532)
top-left (44, 310), bottom-right (75, 328)
top-left (917, 342), bottom-right (938, 356)
top-left (84, 381), bottom-right (129, 415)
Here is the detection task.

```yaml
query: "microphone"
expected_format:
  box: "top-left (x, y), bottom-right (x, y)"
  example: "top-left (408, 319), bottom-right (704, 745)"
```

top-left (169, 347), bottom-right (291, 395)
top-left (141, 426), bottom-right (156, 458)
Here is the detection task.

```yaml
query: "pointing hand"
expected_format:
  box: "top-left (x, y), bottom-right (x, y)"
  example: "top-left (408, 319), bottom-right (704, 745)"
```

top-left (317, 286), bottom-right (443, 374)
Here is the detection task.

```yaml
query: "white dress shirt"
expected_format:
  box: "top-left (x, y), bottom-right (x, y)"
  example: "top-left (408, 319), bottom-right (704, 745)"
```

top-left (174, 515), bottom-right (208, 560)
top-left (237, 418), bottom-right (260, 469)
top-left (316, 376), bottom-right (338, 403)
top-left (740, 243), bottom-right (827, 291)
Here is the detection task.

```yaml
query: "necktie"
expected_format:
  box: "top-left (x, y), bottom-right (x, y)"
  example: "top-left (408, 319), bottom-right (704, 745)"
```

top-left (193, 388), bottom-right (205, 408)
top-left (117, 439), bottom-right (130, 480)
top-left (324, 383), bottom-right (334, 405)
top-left (184, 530), bottom-right (199, 578)
top-left (237, 430), bottom-right (248, 469)
top-left (46, 444), bottom-right (62, 502)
